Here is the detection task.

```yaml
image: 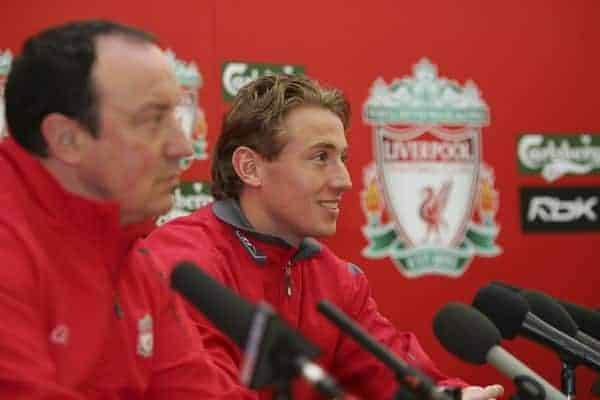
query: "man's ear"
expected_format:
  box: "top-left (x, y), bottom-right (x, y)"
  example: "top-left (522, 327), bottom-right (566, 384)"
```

top-left (231, 146), bottom-right (263, 188)
top-left (40, 113), bottom-right (90, 164)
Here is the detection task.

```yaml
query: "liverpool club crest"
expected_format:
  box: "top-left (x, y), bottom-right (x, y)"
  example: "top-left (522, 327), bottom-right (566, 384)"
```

top-left (165, 50), bottom-right (208, 167)
top-left (361, 58), bottom-right (501, 278)
top-left (156, 51), bottom-right (212, 227)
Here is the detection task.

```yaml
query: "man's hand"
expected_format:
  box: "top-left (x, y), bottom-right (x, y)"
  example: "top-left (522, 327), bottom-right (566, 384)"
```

top-left (461, 384), bottom-right (504, 400)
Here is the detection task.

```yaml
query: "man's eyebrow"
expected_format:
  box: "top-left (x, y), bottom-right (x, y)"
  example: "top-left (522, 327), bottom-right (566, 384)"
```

top-left (307, 142), bottom-right (348, 151)
top-left (124, 102), bottom-right (172, 123)
top-left (136, 102), bottom-right (171, 113)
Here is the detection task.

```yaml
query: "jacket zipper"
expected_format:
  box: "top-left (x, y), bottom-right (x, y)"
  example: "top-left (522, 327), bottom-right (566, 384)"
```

top-left (113, 292), bottom-right (124, 319)
top-left (284, 260), bottom-right (293, 297)
top-left (111, 258), bottom-right (124, 319)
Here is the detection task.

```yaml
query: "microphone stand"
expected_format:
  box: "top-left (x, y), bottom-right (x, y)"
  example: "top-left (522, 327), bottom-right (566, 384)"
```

top-left (242, 303), bottom-right (343, 400)
top-left (318, 300), bottom-right (451, 400)
top-left (270, 350), bottom-right (297, 400)
top-left (273, 379), bottom-right (293, 400)
top-left (511, 375), bottom-right (545, 400)
top-left (560, 361), bottom-right (576, 400)
top-left (591, 374), bottom-right (600, 398)
top-left (394, 385), bottom-right (419, 400)
top-left (394, 386), bottom-right (461, 400)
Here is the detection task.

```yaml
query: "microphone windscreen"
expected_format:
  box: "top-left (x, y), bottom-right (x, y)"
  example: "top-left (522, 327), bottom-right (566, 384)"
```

top-left (559, 300), bottom-right (600, 341)
top-left (490, 281), bottom-right (522, 293)
top-left (433, 302), bottom-right (501, 364)
top-left (171, 261), bottom-right (255, 348)
top-left (473, 284), bottom-right (529, 339)
top-left (522, 291), bottom-right (578, 336)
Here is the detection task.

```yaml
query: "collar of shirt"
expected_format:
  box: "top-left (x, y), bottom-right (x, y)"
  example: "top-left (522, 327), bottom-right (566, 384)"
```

top-left (0, 138), bottom-right (143, 253)
top-left (212, 198), bottom-right (322, 264)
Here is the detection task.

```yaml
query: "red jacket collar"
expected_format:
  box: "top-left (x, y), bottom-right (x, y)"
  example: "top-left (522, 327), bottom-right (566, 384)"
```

top-left (211, 198), bottom-right (322, 262)
top-left (0, 138), bottom-right (144, 247)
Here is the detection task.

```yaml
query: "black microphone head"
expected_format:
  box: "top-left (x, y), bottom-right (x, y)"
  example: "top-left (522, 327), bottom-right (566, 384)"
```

top-left (559, 300), bottom-right (600, 341)
top-left (171, 262), bottom-right (323, 392)
top-left (171, 261), bottom-right (255, 348)
top-left (473, 284), bottom-right (529, 339)
top-left (490, 281), bottom-right (522, 293)
top-left (433, 302), bottom-right (501, 365)
top-left (522, 290), bottom-right (578, 336)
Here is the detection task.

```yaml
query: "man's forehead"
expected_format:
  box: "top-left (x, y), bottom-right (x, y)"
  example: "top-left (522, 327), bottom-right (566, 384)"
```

top-left (92, 36), bottom-right (177, 107)
top-left (95, 34), bottom-right (161, 60)
top-left (94, 36), bottom-right (170, 79)
top-left (278, 130), bottom-right (348, 155)
top-left (282, 105), bottom-right (344, 129)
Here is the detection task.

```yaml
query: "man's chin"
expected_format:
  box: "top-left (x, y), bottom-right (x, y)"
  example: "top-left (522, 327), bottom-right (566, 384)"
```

top-left (125, 199), bottom-right (173, 225)
top-left (310, 224), bottom-right (337, 238)
top-left (153, 200), bottom-right (174, 219)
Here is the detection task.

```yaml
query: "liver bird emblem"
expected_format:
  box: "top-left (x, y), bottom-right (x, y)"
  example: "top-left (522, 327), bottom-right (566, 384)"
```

top-left (419, 180), bottom-right (453, 244)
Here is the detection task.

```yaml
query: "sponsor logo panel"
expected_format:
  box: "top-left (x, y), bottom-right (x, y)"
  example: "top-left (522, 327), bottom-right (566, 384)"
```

top-left (517, 133), bottom-right (600, 182)
top-left (221, 61), bottom-right (304, 101)
top-left (157, 181), bottom-right (213, 226)
top-left (520, 187), bottom-right (600, 232)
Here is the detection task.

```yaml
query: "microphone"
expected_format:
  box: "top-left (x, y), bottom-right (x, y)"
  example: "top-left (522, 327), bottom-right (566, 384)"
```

top-left (473, 284), bottom-right (600, 371)
top-left (170, 262), bottom-right (344, 398)
top-left (557, 303), bottom-right (600, 397)
top-left (521, 290), bottom-right (593, 397)
top-left (558, 300), bottom-right (600, 343)
top-left (433, 302), bottom-right (567, 400)
top-left (317, 300), bottom-right (453, 400)
top-left (522, 290), bottom-right (600, 354)
top-left (491, 283), bottom-right (600, 397)
top-left (491, 281), bottom-right (600, 343)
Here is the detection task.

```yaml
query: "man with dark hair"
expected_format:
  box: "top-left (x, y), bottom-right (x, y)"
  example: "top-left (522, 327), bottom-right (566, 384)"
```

top-left (145, 74), bottom-right (504, 399)
top-left (0, 20), bottom-right (248, 399)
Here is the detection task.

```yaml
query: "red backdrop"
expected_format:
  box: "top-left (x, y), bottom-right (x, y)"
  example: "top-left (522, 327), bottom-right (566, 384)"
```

top-left (2, 0), bottom-right (599, 396)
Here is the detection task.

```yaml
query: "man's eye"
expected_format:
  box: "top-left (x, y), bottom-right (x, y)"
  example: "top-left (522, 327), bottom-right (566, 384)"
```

top-left (313, 152), bottom-right (328, 162)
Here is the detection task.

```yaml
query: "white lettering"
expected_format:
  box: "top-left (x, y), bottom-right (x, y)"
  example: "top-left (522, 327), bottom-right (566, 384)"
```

top-left (518, 134), bottom-right (600, 170)
top-left (527, 196), bottom-right (598, 222)
top-left (383, 139), bottom-right (472, 161)
top-left (222, 63), bottom-right (248, 97)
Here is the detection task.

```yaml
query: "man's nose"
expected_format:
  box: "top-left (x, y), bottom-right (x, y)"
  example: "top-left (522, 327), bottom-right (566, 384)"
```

top-left (165, 120), bottom-right (194, 160)
top-left (331, 162), bottom-right (352, 191)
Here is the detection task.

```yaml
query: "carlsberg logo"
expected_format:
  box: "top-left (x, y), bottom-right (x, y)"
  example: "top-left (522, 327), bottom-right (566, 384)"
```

top-left (517, 133), bottom-right (600, 182)
top-left (222, 62), bottom-right (304, 101)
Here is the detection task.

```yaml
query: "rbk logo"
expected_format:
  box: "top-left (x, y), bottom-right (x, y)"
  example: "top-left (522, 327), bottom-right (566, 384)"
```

top-left (520, 187), bottom-right (600, 232)
top-left (235, 230), bottom-right (267, 264)
top-left (527, 196), bottom-right (598, 222)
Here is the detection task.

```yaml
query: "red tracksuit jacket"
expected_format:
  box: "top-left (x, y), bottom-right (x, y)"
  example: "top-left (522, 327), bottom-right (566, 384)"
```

top-left (144, 198), bottom-right (468, 399)
top-left (0, 138), bottom-right (247, 399)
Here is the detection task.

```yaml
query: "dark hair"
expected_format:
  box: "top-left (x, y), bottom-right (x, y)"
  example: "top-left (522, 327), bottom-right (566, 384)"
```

top-left (211, 73), bottom-right (351, 200)
top-left (5, 19), bottom-right (155, 156)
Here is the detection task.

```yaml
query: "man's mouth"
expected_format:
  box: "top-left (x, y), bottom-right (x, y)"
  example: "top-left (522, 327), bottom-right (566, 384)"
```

top-left (318, 200), bottom-right (340, 211)
top-left (160, 174), bottom-right (180, 190)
